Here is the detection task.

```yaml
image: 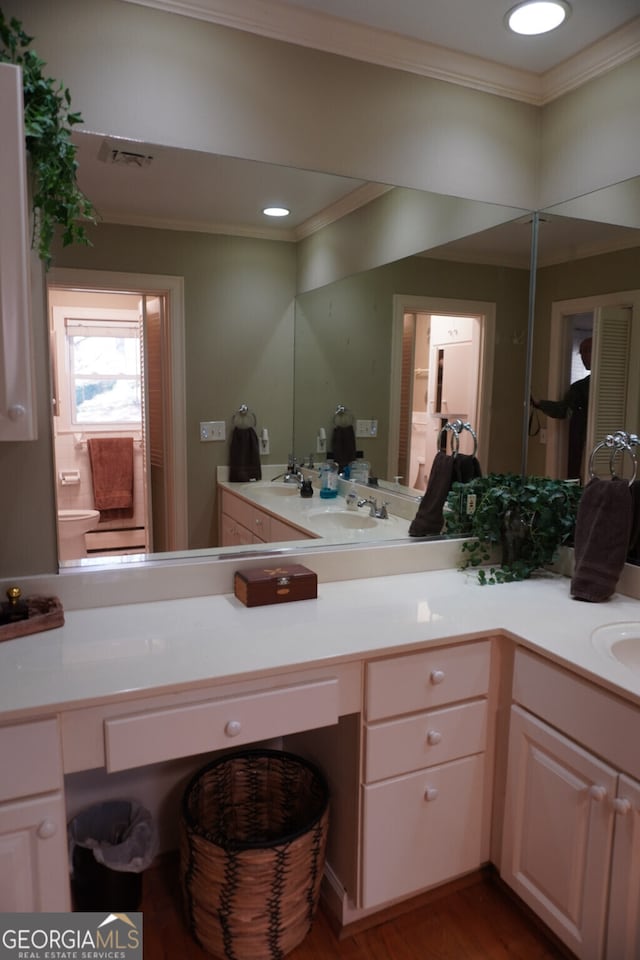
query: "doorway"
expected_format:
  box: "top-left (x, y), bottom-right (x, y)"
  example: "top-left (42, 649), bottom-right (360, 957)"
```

top-left (546, 291), bottom-right (640, 483)
top-left (389, 296), bottom-right (495, 491)
top-left (47, 269), bottom-right (188, 563)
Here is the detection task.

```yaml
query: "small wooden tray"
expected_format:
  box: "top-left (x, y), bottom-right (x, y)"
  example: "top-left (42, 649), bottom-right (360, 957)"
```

top-left (0, 596), bottom-right (64, 643)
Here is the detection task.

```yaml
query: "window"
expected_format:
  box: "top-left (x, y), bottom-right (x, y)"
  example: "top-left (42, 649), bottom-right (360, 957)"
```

top-left (64, 318), bottom-right (141, 426)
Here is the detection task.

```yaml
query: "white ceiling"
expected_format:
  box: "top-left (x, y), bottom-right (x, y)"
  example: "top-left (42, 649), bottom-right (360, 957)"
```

top-left (272, 0), bottom-right (639, 74)
top-left (74, 0), bottom-right (640, 268)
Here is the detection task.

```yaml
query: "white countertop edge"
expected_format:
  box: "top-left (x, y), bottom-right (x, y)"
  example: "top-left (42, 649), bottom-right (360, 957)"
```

top-left (1, 566), bottom-right (640, 723)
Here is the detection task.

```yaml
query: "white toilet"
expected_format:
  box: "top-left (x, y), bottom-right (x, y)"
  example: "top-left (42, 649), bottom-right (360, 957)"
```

top-left (57, 509), bottom-right (100, 562)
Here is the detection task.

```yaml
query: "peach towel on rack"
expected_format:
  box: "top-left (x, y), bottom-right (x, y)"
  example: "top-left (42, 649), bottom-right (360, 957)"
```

top-left (87, 437), bottom-right (134, 521)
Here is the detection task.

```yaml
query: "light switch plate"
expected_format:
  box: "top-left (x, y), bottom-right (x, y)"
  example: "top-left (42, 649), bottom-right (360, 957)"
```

top-left (200, 420), bottom-right (226, 441)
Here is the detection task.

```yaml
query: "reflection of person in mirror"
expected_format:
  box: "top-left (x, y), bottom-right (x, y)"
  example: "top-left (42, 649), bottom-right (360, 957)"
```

top-left (531, 336), bottom-right (592, 479)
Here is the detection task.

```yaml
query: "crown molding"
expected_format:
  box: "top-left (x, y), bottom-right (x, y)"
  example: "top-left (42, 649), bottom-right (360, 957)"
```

top-left (119, 0), bottom-right (640, 105)
top-left (539, 17), bottom-right (640, 104)
top-left (295, 182), bottom-right (393, 240)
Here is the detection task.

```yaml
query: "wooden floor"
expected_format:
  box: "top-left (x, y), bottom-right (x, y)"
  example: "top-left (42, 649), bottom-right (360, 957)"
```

top-left (141, 856), bottom-right (566, 959)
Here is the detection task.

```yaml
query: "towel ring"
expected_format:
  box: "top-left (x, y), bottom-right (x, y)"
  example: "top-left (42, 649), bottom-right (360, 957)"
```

top-left (333, 404), bottom-right (355, 427)
top-left (438, 420), bottom-right (478, 458)
top-left (589, 434), bottom-right (638, 486)
top-left (232, 404), bottom-right (257, 429)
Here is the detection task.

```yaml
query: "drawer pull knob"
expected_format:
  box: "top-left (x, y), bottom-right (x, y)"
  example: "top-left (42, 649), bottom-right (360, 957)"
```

top-left (427, 730), bottom-right (442, 745)
top-left (430, 669), bottom-right (445, 685)
top-left (424, 787), bottom-right (439, 802)
top-left (613, 797), bottom-right (632, 815)
top-left (225, 720), bottom-right (242, 737)
top-left (589, 785), bottom-right (607, 802)
top-left (37, 819), bottom-right (57, 839)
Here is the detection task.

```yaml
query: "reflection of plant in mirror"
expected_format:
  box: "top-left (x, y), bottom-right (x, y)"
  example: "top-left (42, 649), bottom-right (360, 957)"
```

top-left (0, 12), bottom-right (95, 266)
top-left (445, 474), bottom-right (583, 584)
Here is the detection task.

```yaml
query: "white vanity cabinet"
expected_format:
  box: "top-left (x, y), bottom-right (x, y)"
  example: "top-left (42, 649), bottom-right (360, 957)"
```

top-left (501, 649), bottom-right (640, 960)
top-left (220, 489), bottom-right (312, 546)
top-left (360, 639), bottom-right (493, 909)
top-left (0, 719), bottom-right (70, 911)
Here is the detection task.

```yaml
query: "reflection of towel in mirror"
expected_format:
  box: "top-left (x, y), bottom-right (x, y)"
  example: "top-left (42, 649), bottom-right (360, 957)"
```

top-left (331, 426), bottom-right (357, 472)
top-left (409, 452), bottom-right (455, 537)
top-left (628, 481), bottom-right (640, 563)
top-left (571, 477), bottom-right (633, 602)
top-left (229, 427), bottom-right (262, 482)
top-left (87, 437), bottom-right (134, 522)
top-left (452, 454), bottom-right (482, 484)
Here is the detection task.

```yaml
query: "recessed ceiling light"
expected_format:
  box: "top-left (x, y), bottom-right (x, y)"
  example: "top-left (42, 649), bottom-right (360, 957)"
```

top-left (505, 0), bottom-right (571, 36)
top-left (262, 206), bottom-right (290, 218)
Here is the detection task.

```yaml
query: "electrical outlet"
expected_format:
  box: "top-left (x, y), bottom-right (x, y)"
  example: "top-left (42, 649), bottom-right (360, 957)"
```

top-left (316, 437), bottom-right (327, 454)
top-left (466, 493), bottom-right (477, 515)
top-left (200, 420), bottom-right (226, 442)
top-left (260, 437), bottom-right (270, 455)
top-left (356, 419), bottom-right (378, 438)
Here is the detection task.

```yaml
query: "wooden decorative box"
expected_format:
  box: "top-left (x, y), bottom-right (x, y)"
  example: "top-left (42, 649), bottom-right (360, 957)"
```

top-left (234, 564), bottom-right (318, 607)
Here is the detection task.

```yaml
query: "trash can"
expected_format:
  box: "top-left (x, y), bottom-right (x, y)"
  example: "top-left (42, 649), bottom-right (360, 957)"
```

top-left (68, 799), bottom-right (157, 911)
top-left (180, 749), bottom-right (329, 960)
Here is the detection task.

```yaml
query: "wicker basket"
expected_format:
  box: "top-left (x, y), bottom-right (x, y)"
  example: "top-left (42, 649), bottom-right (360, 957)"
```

top-left (180, 749), bottom-right (330, 960)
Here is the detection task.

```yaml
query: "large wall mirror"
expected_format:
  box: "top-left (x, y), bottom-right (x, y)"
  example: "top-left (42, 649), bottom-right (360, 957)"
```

top-left (50, 134), bottom-right (640, 570)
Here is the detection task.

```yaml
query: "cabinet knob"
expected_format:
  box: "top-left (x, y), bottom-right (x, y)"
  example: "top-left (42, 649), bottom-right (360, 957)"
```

top-left (426, 729), bottom-right (442, 745)
top-left (613, 797), bottom-right (632, 816)
top-left (424, 787), bottom-right (439, 802)
top-left (8, 404), bottom-right (26, 421)
top-left (430, 669), bottom-right (445, 685)
top-left (589, 785), bottom-right (607, 802)
top-left (225, 720), bottom-right (242, 737)
top-left (37, 819), bottom-right (57, 839)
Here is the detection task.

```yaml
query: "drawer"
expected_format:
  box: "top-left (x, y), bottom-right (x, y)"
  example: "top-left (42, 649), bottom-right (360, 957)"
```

top-left (361, 752), bottom-right (486, 909)
top-left (366, 640), bottom-right (491, 721)
top-left (222, 492), bottom-right (269, 539)
top-left (513, 648), bottom-right (640, 780)
top-left (364, 699), bottom-right (487, 782)
top-left (0, 719), bottom-right (63, 802)
top-left (104, 678), bottom-right (339, 772)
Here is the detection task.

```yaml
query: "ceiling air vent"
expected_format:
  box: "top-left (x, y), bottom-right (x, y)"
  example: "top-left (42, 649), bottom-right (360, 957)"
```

top-left (97, 139), bottom-right (154, 168)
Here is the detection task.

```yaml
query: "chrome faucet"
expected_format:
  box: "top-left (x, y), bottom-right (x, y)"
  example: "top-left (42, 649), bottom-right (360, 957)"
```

top-left (271, 456), bottom-right (304, 484)
top-left (362, 497), bottom-right (390, 519)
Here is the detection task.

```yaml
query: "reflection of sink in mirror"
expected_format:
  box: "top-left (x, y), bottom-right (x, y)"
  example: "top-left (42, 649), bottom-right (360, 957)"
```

top-left (308, 509), bottom-right (378, 530)
top-left (591, 623), bottom-right (640, 673)
top-left (254, 484), bottom-right (300, 497)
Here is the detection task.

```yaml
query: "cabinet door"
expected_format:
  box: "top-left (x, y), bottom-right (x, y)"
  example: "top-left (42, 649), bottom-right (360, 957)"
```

top-left (0, 65), bottom-right (36, 440)
top-left (361, 753), bottom-right (485, 909)
top-left (0, 793), bottom-right (70, 911)
top-left (607, 774), bottom-right (640, 960)
top-left (501, 706), bottom-right (616, 960)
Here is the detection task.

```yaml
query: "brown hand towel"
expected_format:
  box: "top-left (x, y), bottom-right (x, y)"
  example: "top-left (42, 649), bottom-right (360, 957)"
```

top-left (409, 452), bottom-right (455, 537)
top-left (452, 453), bottom-right (482, 484)
top-left (229, 426), bottom-right (262, 482)
top-left (331, 425), bottom-right (357, 472)
top-left (571, 477), bottom-right (633, 602)
top-left (87, 437), bottom-right (134, 522)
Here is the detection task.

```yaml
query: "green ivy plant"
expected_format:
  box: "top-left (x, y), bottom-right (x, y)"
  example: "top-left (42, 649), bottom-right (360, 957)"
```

top-left (0, 11), bottom-right (95, 266)
top-left (444, 473), bottom-right (583, 584)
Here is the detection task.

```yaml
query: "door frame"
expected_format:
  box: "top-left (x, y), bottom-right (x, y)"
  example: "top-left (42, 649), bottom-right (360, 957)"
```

top-left (546, 290), bottom-right (640, 480)
top-left (389, 295), bottom-right (495, 487)
top-left (47, 268), bottom-right (188, 552)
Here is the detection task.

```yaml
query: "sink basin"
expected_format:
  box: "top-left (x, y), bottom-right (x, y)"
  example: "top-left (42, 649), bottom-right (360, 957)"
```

top-left (591, 622), bottom-right (640, 672)
top-left (307, 509), bottom-right (378, 530)
top-left (252, 484), bottom-right (300, 497)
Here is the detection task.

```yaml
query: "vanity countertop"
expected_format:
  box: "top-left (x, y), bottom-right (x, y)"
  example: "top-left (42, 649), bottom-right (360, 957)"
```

top-left (218, 478), bottom-right (413, 541)
top-left (1, 567), bottom-right (640, 722)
